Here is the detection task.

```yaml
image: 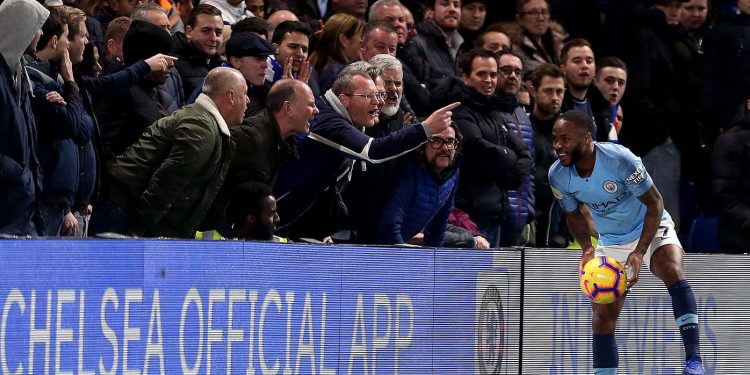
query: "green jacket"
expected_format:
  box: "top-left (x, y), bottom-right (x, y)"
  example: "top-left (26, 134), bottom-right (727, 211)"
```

top-left (109, 94), bottom-right (235, 238)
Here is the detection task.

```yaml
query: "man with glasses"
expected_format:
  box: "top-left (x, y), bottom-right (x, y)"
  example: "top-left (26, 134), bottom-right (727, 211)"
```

top-left (452, 48), bottom-right (532, 247)
top-left (494, 50), bottom-right (536, 246)
top-left (273, 67), bottom-right (460, 241)
top-left (375, 122), bottom-right (462, 246)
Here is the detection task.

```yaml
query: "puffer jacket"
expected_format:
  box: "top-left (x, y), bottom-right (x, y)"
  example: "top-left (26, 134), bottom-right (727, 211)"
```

top-left (108, 94), bottom-right (235, 238)
top-left (497, 97), bottom-right (535, 236)
top-left (448, 81), bottom-right (533, 222)
top-left (376, 156), bottom-right (458, 247)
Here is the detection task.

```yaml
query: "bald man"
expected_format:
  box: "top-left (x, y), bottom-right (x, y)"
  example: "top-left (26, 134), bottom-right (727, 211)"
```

top-left (267, 10), bottom-right (298, 40)
top-left (91, 68), bottom-right (249, 238)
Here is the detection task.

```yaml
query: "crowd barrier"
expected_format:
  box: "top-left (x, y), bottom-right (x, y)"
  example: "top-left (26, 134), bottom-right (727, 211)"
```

top-left (0, 239), bottom-right (745, 374)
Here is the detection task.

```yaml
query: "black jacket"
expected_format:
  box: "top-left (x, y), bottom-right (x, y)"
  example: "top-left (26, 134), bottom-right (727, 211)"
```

top-left (449, 82), bottom-right (533, 221)
top-left (620, 6), bottom-right (696, 156)
top-left (172, 32), bottom-right (224, 99)
top-left (561, 83), bottom-right (613, 142)
top-left (711, 111), bottom-right (750, 253)
top-left (400, 20), bottom-right (460, 90)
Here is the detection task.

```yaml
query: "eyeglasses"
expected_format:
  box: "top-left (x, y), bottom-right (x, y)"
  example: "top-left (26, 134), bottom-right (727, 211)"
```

top-left (428, 137), bottom-right (459, 149)
top-left (499, 65), bottom-right (523, 77)
top-left (345, 92), bottom-right (386, 101)
top-left (521, 9), bottom-right (550, 18)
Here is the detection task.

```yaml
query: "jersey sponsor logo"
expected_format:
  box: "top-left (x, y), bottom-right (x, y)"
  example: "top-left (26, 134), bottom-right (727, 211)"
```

top-left (587, 191), bottom-right (629, 212)
top-left (551, 186), bottom-right (563, 200)
top-left (626, 165), bottom-right (646, 185)
top-left (603, 180), bottom-right (618, 193)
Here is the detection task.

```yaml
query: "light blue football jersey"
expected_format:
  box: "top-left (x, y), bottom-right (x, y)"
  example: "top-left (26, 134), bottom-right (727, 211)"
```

top-left (548, 143), bottom-right (670, 245)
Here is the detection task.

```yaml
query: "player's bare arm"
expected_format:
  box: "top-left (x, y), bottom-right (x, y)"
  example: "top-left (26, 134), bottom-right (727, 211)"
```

top-left (565, 206), bottom-right (596, 273)
top-left (627, 185), bottom-right (665, 287)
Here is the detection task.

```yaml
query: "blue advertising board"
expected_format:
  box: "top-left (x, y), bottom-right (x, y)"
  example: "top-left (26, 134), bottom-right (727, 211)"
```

top-left (0, 240), bottom-right (517, 374)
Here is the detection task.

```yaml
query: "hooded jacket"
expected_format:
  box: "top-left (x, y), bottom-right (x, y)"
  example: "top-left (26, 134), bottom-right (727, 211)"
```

top-left (0, 0), bottom-right (48, 235)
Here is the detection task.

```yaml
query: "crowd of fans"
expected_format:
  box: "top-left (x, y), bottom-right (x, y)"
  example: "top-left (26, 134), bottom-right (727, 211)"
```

top-left (0, 0), bottom-right (747, 253)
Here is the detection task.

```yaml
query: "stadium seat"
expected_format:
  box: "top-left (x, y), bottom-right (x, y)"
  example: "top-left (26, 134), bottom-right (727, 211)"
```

top-left (686, 216), bottom-right (719, 252)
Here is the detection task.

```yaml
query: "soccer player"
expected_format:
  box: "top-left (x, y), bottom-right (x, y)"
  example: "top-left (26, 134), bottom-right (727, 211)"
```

top-left (548, 110), bottom-right (704, 375)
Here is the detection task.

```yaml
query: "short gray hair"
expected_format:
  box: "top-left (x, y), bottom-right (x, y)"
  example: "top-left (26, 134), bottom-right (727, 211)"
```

top-left (368, 53), bottom-right (402, 72)
top-left (203, 67), bottom-right (245, 99)
top-left (368, 0), bottom-right (403, 21)
top-left (131, 3), bottom-right (166, 21)
top-left (331, 71), bottom-right (373, 96)
top-left (339, 61), bottom-right (383, 83)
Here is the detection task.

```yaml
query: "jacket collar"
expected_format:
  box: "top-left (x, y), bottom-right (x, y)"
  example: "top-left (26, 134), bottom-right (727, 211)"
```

top-left (195, 93), bottom-right (230, 136)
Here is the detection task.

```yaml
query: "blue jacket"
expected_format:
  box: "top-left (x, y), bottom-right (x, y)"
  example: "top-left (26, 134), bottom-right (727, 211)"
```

top-left (0, 56), bottom-right (42, 235)
top-left (274, 92), bottom-right (429, 232)
top-left (376, 157), bottom-right (458, 247)
top-left (25, 57), bottom-right (92, 208)
top-left (498, 100), bottom-right (535, 234)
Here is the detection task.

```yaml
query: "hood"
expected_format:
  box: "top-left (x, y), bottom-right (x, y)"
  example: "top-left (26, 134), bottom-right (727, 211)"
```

top-left (0, 0), bottom-right (49, 73)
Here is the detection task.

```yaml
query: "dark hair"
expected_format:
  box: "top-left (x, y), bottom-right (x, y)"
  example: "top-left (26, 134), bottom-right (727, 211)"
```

top-left (267, 78), bottom-right (299, 114)
top-left (560, 38), bottom-right (593, 64)
top-left (595, 56), bottom-right (628, 75)
top-left (496, 48), bottom-right (521, 63)
top-left (559, 109), bottom-right (593, 133)
top-left (38, 7), bottom-right (67, 51)
top-left (232, 16), bottom-right (269, 38)
top-left (227, 182), bottom-right (273, 226)
top-left (529, 62), bottom-right (564, 88)
top-left (458, 48), bottom-right (499, 75)
top-left (187, 4), bottom-right (221, 29)
top-left (271, 20), bottom-right (311, 45)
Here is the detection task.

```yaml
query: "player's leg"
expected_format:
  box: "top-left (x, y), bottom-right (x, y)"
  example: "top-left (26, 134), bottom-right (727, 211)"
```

top-left (650, 244), bottom-right (703, 374)
top-left (591, 294), bottom-right (626, 374)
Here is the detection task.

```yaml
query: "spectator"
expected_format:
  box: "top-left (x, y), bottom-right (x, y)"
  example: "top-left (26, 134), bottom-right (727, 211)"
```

top-left (246, 0), bottom-right (265, 18)
top-left (0, 0), bottom-right (49, 236)
top-left (232, 16), bottom-right (270, 39)
top-left (476, 26), bottom-right (512, 52)
top-left (172, 4), bottom-right (225, 99)
top-left (451, 49), bottom-right (533, 247)
top-left (309, 13), bottom-right (364, 91)
top-left (273, 68), bottom-right (460, 240)
top-left (400, 0), bottom-right (463, 90)
top-left (24, 7), bottom-right (92, 236)
top-left (360, 21), bottom-right (398, 62)
top-left (330, 0), bottom-right (367, 20)
top-left (711, 100), bottom-right (750, 253)
top-left (90, 67), bottom-right (248, 238)
top-left (188, 32), bottom-right (276, 117)
top-left (95, 20), bottom-right (179, 161)
top-left (131, 2), bottom-right (171, 34)
top-left (459, 0), bottom-right (487, 52)
top-left (269, 20), bottom-right (320, 96)
top-left (594, 56), bottom-right (628, 139)
top-left (559, 38), bottom-right (613, 142)
top-left (81, 0), bottom-right (135, 30)
top-left (375, 122), bottom-right (461, 247)
top-left (620, 0), bottom-right (698, 233)
top-left (202, 0), bottom-right (250, 25)
top-left (102, 16), bottom-right (130, 74)
top-left (175, 0), bottom-right (194, 33)
top-left (369, 0), bottom-right (430, 118)
top-left (527, 63), bottom-right (569, 247)
top-left (494, 50), bottom-right (536, 246)
top-left (266, 10), bottom-right (298, 40)
top-left (343, 54), bottom-right (410, 243)
top-left (205, 79), bottom-right (318, 234)
top-left (402, 5), bottom-right (418, 42)
top-left (512, 0), bottom-right (563, 71)
top-left (369, 0), bottom-right (408, 45)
